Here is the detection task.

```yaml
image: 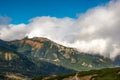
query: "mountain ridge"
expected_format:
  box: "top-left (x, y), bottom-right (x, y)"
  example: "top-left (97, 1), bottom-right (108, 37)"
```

top-left (0, 37), bottom-right (119, 80)
top-left (8, 37), bottom-right (114, 70)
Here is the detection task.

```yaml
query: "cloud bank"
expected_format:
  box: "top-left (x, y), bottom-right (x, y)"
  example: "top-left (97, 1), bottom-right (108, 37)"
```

top-left (0, 0), bottom-right (120, 59)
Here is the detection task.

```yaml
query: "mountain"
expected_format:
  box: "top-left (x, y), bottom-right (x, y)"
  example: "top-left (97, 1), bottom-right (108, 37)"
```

top-left (0, 40), bottom-right (75, 80)
top-left (0, 37), bottom-right (116, 79)
top-left (8, 37), bottom-right (113, 71)
top-left (33, 67), bottom-right (120, 80)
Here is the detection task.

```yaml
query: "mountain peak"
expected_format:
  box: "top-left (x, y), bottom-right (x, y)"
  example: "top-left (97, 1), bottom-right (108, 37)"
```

top-left (23, 36), bottom-right (50, 42)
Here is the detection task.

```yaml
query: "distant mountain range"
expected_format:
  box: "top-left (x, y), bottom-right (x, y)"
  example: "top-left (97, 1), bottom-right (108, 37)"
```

top-left (0, 37), bottom-right (119, 79)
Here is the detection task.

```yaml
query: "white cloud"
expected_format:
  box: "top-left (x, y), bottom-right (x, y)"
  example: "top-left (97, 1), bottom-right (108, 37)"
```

top-left (0, 24), bottom-right (27, 40)
top-left (0, 0), bottom-right (120, 59)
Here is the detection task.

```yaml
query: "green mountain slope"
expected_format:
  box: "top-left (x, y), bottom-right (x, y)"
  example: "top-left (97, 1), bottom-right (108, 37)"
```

top-left (33, 67), bottom-right (120, 80)
top-left (8, 37), bottom-right (114, 71)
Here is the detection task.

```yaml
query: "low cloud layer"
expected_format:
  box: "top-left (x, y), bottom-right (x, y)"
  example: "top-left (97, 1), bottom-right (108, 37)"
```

top-left (0, 0), bottom-right (120, 59)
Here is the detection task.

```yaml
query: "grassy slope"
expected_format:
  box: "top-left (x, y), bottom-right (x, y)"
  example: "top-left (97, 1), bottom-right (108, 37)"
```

top-left (32, 67), bottom-right (120, 80)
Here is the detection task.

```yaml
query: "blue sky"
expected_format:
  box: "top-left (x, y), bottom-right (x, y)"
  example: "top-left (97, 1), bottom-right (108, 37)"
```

top-left (1, 0), bottom-right (120, 58)
top-left (0, 0), bottom-right (110, 24)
